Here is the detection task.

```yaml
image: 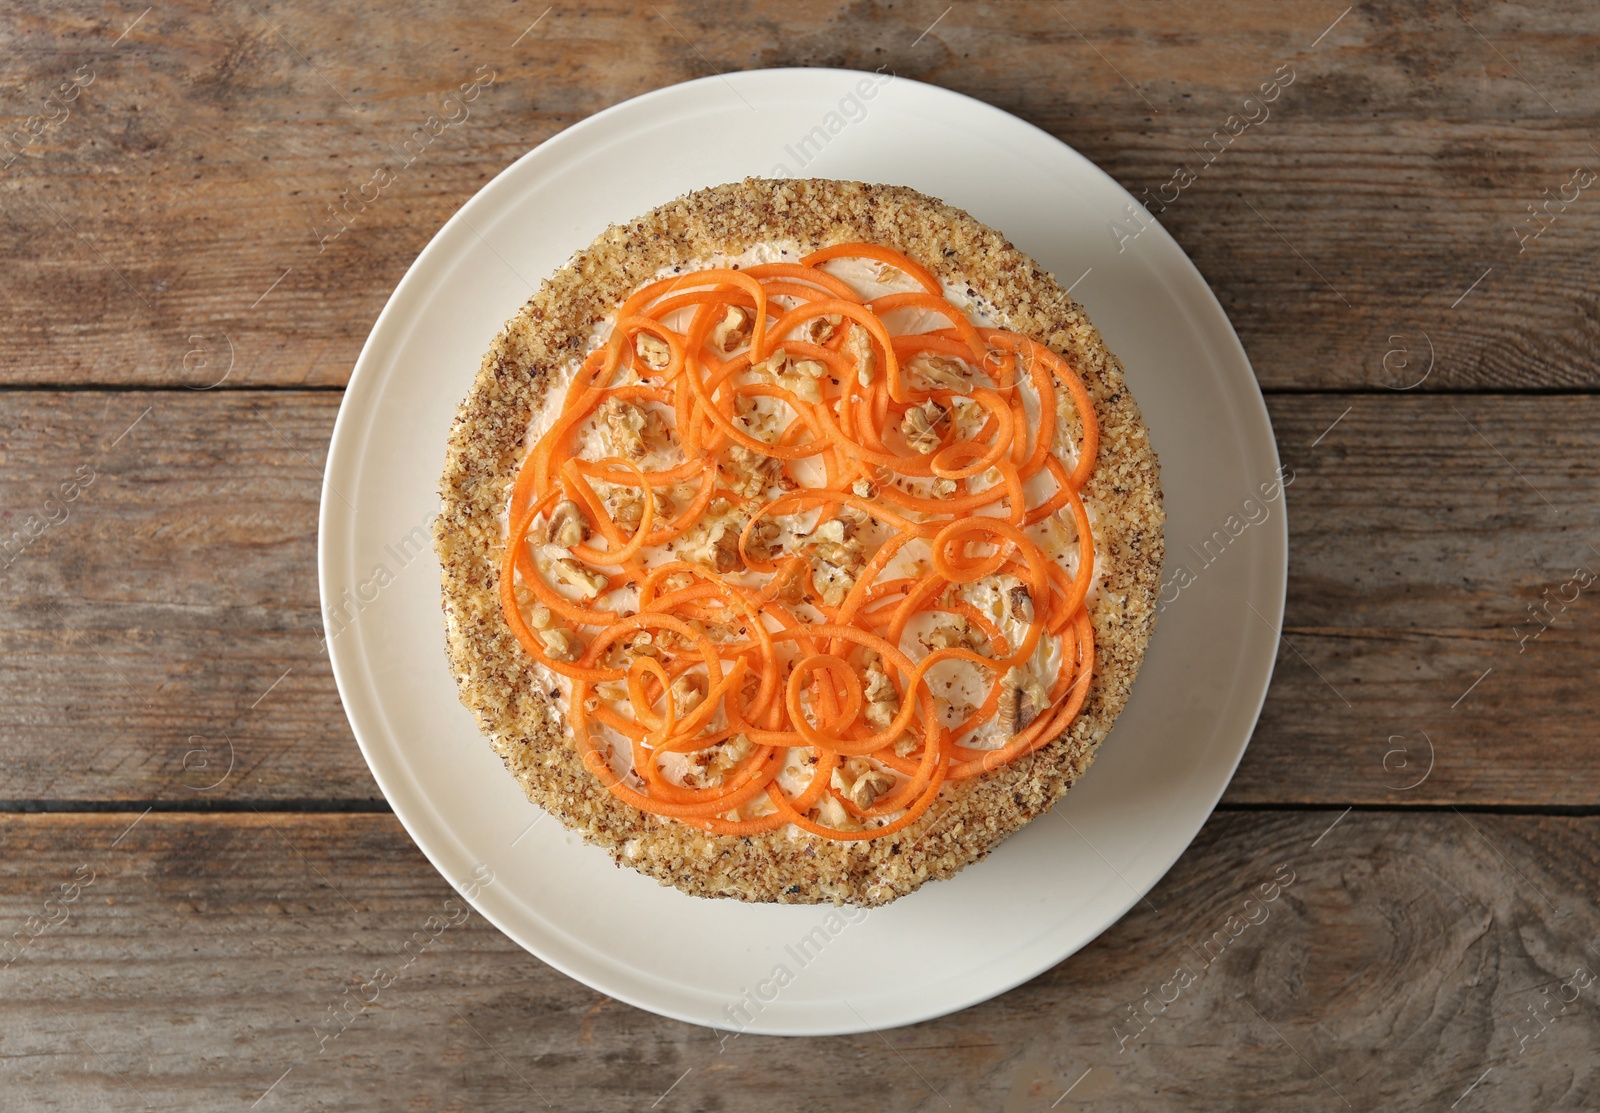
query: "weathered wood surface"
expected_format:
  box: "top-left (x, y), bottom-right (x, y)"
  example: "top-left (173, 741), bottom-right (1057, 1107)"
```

top-left (2, 390), bottom-right (1596, 806)
top-left (0, 2), bottom-right (1596, 390)
top-left (2, 810), bottom-right (1595, 1111)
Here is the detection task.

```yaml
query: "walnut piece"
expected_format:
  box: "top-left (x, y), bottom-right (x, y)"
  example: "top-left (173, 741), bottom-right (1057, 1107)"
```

top-left (634, 332), bottom-right (671, 371)
top-left (803, 313), bottom-right (842, 344)
top-left (846, 324), bottom-right (877, 387)
top-left (813, 792), bottom-right (860, 832)
top-left (908, 352), bottom-right (970, 391)
top-left (710, 305), bottom-right (752, 353)
top-left (831, 757), bottom-right (895, 810)
top-left (733, 394), bottom-right (781, 443)
top-left (610, 486), bottom-right (668, 533)
top-left (719, 443), bottom-right (783, 500)
top-left (802, 516), bottom-right (866, 606)
top-left (679, 498), bottom-right (745, 574)
top-left (924, 620), bottom-right (979, 653)
top-left (686, 732), bottom-right (755, 789)
top-left (1008, 585), bottom-right (1035, 625)
top-left (757, 348), bottom-right (828, 404)
top-left (745, 517), bottom-right (783, 562)
top-left (604, 631), bottom-right (661, 669)
top-left (538, 627), bottom-right (582, 662)
top-left (550, 557), bottom-right (608, 600)
top-left (545, 499), bottom-right (588, 548)
top-left (997, 667), bottom-right (1036, 736)
top-left (598, 398), bottom-right (668, 459)
top-left (861, 655), bottom-right (899, 732)
top-left (670, 672), bottom-right (707, 716)
top-left (901, 399), bottom-right (946, 454)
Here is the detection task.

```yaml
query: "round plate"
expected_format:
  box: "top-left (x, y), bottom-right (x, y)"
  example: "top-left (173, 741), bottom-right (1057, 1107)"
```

top-left (319, 67), bottom-right (1285, 1036)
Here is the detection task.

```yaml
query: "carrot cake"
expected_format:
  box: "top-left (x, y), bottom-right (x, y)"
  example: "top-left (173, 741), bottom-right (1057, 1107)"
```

top-left (434, 178), bottom-right (1163, 906)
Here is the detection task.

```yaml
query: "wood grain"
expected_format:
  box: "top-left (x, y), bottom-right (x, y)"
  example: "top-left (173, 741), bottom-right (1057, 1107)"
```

top-left (0, 2), bottom-right (1595, 390)
top-left (1232, 392), bottom-right (1600, 805)
top-left (1, 810), bottom-right (1594, 1111)
top-left (3, 390), bottom-right (1597, 805)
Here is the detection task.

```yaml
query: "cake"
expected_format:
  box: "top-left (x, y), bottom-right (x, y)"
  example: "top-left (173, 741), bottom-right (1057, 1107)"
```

top-left (434, 179), bottom-right (1163, 906)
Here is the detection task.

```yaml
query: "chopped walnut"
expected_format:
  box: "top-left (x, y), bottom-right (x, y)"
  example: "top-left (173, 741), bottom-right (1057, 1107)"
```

top-left (708, 531), bottom-right (743, 573)
top-left (801, 516), bottom-right (866, 607)
top-left (610, 486), bottom-right (666, 533)
top-left (598, 398), bottom-right (668, 459)
top-left (528, 604), bottom-right (553, 630)
top-left (863, 659), bottom-right (897, 705)
top-left (538, 627), bottom-right (582, 662)
top-left (710, 305), bottom-right (752, 353)
top-left (924, 620), bottom-right (979, 653)
top-left (746, 517), bottom-right (783, 562)
top-left (604, 631), bottom-right (661, 668)
top-left (831, 757), bottom-right (895, 810)
top-left (997, 667), bottom-right (1037, 735)
top-left (544, 499), bottom-right (588, 548)
top-left (1007, 585), bottom-right (1035, 626)
top-left (846, 324), bottom-right (877, 387)
top-left (709, 733), bottom-right (753, 779)
top-left (757, 348), bottom-right (828, 404)
top-left (932, 477), bottom-right (958, 497)
top-left (719, 443), bottom-right (783, 499)
top-left (703, 618), bottom-right (744, 643)
top-left (908, 352), bottom-right (970, 391)
top-left (863, 702), bottom-right (896, 731)
top-left (850, 477), bottom-right (875, 499)
top-left (670, 672), bottom-right (707, 716)
top-left (550, 557), bottom-right (608, 600)
top-left (803, 313), bottom-right (842, 344)
top-left (686, 733), bottom-right (755, 789)
top-left (812, 565), bottom-right (857, 608)
top-left (863, 666), bottom-right (899, 731)
top-left (654, 488), bottom-right (676, 522)
top-left (806, 521), bottom-right (870, 607)
top-left (901, 399), bottom-right (946, 454)
top-left (634, 332), bottom-right (671, 371)
top-left (813, 792), bottom-right (860, 832)
top-left (680, 498), bottom-right (744, 574)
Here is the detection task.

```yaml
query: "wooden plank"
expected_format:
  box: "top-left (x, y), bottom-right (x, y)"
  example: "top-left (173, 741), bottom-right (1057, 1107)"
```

top-left (0, 391), bottom-right (352, 802)
top-left (0, 809), bottom-right (1594, 1109)
top-left (0, 3), bottom-right (1595, 389)
top-left (1226, 392), bottom-right (1600, 805)
top-left (1, 390), bottom-right (1597, 805)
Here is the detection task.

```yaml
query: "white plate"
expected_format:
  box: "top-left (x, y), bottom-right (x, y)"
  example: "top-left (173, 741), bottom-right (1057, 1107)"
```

top-left (319, 67), bottom-right (1285, 1036)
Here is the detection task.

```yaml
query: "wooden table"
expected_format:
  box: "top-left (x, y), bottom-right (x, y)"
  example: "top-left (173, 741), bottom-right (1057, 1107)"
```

top-left (3, 2), bottom-right (1596, 1108)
